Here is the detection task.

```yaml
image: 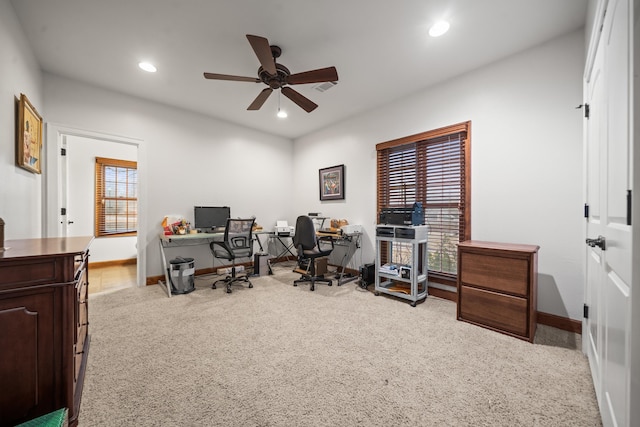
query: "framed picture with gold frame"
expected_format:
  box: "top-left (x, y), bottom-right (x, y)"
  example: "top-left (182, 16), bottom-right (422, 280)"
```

top-left (17, 93), bottom-right (43, 174)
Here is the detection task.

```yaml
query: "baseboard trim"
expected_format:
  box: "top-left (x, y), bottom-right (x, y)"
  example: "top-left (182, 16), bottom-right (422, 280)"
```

top-left (146, 261), bottom-right (253, 286)
top-left (143, 267), bottom-right (583, 335)
top-left (428, 287), bottom-right (457, 302)
top-left (537, 311), bottom-right (582, 334)
top-left (90, 258), bottom-right (136, 268)
top-left (425, 287), bottom-right (582, 335)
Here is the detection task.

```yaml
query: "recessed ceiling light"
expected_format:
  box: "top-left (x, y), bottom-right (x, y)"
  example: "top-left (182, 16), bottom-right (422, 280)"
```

top-left (429, 20), bottom-right (450, 37)
top-left (138, 62), bottom-right (157, 73)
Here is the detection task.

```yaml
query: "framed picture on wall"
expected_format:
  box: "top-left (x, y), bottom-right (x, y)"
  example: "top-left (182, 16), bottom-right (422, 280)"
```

top-left (17, 93), bottom-right (43, 174)
top-left (319, 164), bottom-right (345, 201)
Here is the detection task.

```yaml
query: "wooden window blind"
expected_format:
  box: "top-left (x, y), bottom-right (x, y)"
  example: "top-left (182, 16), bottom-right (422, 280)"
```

top-left (376, 122), bottom-right (471, 286)
top-left (95, 157), bottom-right (138, 237)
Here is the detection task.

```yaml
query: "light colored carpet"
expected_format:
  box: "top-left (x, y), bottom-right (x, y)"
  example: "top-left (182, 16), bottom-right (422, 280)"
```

top-left (81, 264), bottom-right (601, 426)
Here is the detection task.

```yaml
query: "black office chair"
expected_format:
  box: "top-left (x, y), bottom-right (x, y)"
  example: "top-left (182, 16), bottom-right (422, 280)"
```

top-left (210, 218), bottom-right (255, 293)
top-left (293, 215), bottom-right (334, 291)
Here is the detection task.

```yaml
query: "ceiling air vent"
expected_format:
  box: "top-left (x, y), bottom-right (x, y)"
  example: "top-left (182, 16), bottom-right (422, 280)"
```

top-left (313, 81), bottom-right (338, 92)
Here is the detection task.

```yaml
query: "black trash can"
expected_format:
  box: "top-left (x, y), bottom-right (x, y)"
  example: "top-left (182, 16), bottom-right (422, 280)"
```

top-left (168, 257), bottom-right (195, 294)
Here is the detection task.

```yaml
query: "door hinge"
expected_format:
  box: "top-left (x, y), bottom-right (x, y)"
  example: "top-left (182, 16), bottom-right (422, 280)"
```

top-left (627, 190), bottom-right (632, 226)
top-left (576, 103), bottom-right (590, 119)
top-left (61, 148), bottom-right (67, 156)
top-left (61, 208), bottom-right (66, 215)
top-left (584, 304), bottom-right (589, 319)
top-left (584, 203), bottom-right (589, 218)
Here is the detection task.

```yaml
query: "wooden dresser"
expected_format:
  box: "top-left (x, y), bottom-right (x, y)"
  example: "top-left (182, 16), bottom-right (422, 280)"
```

top-left (457, 240), bottom-right (539, 342)
top-left (0, 236), bottom-right (92, 427)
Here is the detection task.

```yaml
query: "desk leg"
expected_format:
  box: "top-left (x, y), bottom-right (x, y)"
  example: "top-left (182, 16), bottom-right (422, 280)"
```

top-left (158, 240), bottom-right (172, 298)
top-left (335, 235), bottom-right (359, 286)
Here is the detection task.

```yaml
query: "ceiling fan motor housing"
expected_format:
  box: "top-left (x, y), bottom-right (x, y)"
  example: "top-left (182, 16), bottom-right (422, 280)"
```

top-left (258, 63), bottom-right (290, 89)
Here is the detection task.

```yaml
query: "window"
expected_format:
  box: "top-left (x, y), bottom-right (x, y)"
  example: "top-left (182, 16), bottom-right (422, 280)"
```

top-left (376, 122), bottom-right (470, 286)
top-left (95, 157), bottom-right (138, 237)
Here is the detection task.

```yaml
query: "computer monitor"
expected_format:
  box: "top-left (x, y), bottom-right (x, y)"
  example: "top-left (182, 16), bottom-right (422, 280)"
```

top-left (194, 206), bottom-right (230, 231)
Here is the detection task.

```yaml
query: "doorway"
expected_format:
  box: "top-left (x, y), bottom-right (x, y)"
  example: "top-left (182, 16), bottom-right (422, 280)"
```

top-left (45, 124), bottom-right (147, 287)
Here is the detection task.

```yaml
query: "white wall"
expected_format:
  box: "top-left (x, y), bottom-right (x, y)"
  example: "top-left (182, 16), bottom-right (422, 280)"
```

top-left (293, 30), bottom-right (586, 321)
top-left (66, 135), bottom-right (137, 262)
top-left (43, 74), bottom-right (294, 277)
top-left (0, 0), bottom-right (43, 239)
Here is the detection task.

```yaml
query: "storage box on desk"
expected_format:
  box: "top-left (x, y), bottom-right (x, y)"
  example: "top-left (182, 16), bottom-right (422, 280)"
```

top-left (341, 224), bottom-right (363, 234)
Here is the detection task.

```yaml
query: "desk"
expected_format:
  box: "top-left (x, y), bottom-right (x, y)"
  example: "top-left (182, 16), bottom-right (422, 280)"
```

top-left (158, 231), bottom-right (274, 296)
top-left (270, 233), bottom-right (296, 260)
top-left (317, 231), bottom-right (362, 285)
top-left (158, 232), bottom-right (223, 297)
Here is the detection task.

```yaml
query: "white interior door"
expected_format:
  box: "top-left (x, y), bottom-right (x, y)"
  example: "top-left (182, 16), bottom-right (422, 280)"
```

top-left (65, 137), bottom-right (95, 237)
top-left (584, 0), bottom-right (633, 425)
top-left (584, 34), bottom-right (604, 407)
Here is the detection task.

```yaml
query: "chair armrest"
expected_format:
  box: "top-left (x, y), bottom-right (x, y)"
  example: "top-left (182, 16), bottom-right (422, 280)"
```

top-left (317, 235), bottom-right (334, 250)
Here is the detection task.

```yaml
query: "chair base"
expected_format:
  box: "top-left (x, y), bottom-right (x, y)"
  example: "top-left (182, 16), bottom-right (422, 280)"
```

top-left (213, 274), bottom-right (253, 293)
top-left (294, 274), bottom-right (332, 291)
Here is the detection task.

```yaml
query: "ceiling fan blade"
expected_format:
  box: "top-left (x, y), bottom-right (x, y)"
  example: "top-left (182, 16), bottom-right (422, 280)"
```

top-left (204, 72), bottom-right (260, 83)
top-left (287, 67), bottom-right (339, 85)
top-left (247, 88), bottom-right (273, 110)
top-left (281, 87), bottom-right (318, 113)
top-left (246, 34), bottom-right (277, 76)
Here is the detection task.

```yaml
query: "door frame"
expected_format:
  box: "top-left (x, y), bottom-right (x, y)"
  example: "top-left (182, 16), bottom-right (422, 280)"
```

top-left (44, 123), bottom-right (147, 287)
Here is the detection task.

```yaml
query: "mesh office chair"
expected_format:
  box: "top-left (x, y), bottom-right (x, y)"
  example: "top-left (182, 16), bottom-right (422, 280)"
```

top-left (210, 218), bottom-right (255, 293)
top-left (293, 215), bottom-right (334, 291)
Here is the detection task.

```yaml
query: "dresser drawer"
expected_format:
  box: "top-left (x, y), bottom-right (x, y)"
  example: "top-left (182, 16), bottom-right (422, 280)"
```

top-left (76, 323), bottom-right (87, 355)
top-left (77, 300), bottom-right (88, 331)
top-left (460, 251), bottom-right (529, 296)
top-left (76, 270), bottom-right (87, 302)
top-left (74, 352), bottom-right (84, 384)
top-left (458, 285), bottom-right (528, 338)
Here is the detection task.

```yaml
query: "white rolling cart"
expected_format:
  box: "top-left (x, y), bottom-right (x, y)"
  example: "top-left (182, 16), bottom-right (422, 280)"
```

top-left (374, 224), bottom-right (428, 307)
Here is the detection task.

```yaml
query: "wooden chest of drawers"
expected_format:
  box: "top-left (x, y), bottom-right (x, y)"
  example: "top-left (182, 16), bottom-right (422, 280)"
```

top-left (0, 237), bottom-right (92, 427)
top-left (457, 240), bottom-right (539, 342)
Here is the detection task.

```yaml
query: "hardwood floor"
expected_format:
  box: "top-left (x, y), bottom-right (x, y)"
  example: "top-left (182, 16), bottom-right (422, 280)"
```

top-left (88, 264), bottom-right (137, 295)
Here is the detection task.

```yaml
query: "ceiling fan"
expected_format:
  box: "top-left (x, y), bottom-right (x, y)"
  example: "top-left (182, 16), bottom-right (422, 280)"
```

top-left (204, 34), bottom-right (338, 113)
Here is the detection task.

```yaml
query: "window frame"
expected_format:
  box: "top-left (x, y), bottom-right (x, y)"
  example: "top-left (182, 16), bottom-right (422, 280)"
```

top-left (94, 156), bottom-right (138, 238)
top-left (376, 121), bottom-right (471, 287)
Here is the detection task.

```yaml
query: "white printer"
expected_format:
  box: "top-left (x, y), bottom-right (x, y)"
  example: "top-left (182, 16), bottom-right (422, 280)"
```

top-left (275, 220), bottom-right (294, 236)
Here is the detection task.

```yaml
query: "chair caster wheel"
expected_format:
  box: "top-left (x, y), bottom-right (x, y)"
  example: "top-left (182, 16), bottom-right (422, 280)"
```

top-left (310, 286), bottom-right (315, 291)
top-left (249, 283), bottom-right (253, 288)
top-left (212, 284), bottom-right (217, 289)
top-left (293, 283), bottom-right (298, 287)
top-left (226, 289), bottom-right (232, 294)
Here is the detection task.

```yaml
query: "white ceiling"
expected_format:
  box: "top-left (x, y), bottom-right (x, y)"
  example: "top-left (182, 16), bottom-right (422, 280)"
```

top-left (11, 0), bottom-right (588, 139)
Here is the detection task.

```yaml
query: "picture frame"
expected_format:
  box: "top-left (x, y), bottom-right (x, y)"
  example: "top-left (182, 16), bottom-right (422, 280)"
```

top-left (319, 164), bottom-right (345, 201)
top-left (17, 93), bottom-right (43, 174)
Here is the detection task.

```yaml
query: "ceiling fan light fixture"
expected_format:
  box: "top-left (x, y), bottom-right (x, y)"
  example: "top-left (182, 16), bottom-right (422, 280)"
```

top-left (429, 20), bottom-right (450, 37)
top-left (277, 90), bottom-right (287, 118)
top-left (138, 62), bottom-right (157, 72)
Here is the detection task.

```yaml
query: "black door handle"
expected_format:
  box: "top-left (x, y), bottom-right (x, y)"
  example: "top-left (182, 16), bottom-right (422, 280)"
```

top-left (585, 235), bottom-right (606, 250)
